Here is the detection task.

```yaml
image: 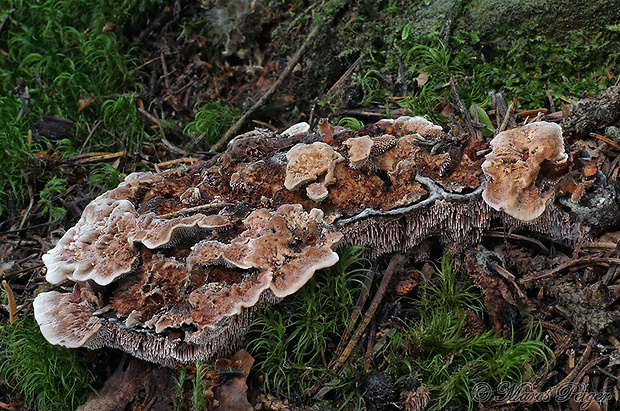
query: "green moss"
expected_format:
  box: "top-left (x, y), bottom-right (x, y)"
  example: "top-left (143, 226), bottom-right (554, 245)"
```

top-left (380, 252), bottom-right (551, 410)
top-left (0, 317), bottom-right (95, 410)
top-left (0, 0), bottom-right (166, 217)
top-left (248, 246), bottom-right (367, 398)
top-left (184, 101), bottom-right (242, 148)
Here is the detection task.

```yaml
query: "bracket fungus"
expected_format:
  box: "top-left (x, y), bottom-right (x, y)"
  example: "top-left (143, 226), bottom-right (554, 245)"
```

top-left (481, 122), bottom-right (568, 221)
top-left (284, 142), bottom-right (343, 202)
top-left (35, 116), bottom-right (614, 365)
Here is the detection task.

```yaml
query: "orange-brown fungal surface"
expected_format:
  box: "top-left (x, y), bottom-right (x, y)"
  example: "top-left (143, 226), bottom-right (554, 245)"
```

top-left (35, 116), bottom-right (609, 365)
top-left (482, 122), bottom-right (568, 221)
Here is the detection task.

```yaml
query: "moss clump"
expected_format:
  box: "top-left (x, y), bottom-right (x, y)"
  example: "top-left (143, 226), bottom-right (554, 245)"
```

top-left (0, 0), bottom-right (166, 217)
top-left (0, 317), bottom-right (95, 410)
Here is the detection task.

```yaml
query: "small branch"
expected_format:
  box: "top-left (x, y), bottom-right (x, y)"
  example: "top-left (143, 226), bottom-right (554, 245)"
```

top-left (520, 257), bottom-right (620, 284)
top-left (449, 79), bottom-right (477, 139)
top-left (1, 264), bottom-right (45, 281)
top-left (497, 97), bottom-right (517, 134)
top-left (313, 253), bottom-right (400, 399)
top-left (326, 55), bottom-right (363, 96)
top-left (210, 23), bottom-right (322, 152)
top-left (0, 9), bottom-right (15, 36)
top-left (591, 132), bottom-right (620, 151)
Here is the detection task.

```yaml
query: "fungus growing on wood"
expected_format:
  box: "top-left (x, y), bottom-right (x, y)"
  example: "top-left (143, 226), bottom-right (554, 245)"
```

top-left (42, 195), bottom-right (232, 286)
top-left (35, 115), bottom-right (610, 365)
top-left (481, 122), bottom-right (568, 221)
top-left (35, 180), bottom-right (340, 364)
top-left (284, 142), bottom-right (343, 202)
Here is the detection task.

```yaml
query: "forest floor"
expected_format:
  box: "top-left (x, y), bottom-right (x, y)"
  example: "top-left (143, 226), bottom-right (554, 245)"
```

top-left (1, 1), bottom-right (620, 410)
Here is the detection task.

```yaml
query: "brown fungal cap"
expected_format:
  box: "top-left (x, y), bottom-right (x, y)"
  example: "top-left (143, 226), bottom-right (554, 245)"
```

top-left (284, 142), bottom-right (343, 201)
top-left (34, 286), bottom-right (103, 348)
top-left (42, 195), bottom-right (232, 286)
top-left (482, 122), bottom-right (568, 221)
top-left (36, 166), bottom-right (341, 364)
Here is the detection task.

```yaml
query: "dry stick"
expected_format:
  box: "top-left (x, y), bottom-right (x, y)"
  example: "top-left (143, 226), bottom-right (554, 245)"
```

top-left (591, 132), bottom-right (620, 151)
top-left (490, 262), bottom-right (525, 299)
top-left (449, 79), bottom-right (477, 139)
top-left (311, 254), bottom-right (400, 399)
top-left (326, 55), bottom-right (363, 96)
top-left (18, 186), bottom-right (34, 231)
top-left (210, 23), bottom-right (322, 152)
top-left (156, 157), bottom-right (201, 169)
top-left (545, 89), bottom-right (556, 113)
top-left (0, 9), bottom-right (14, 36)
top-left (333, 253), bottom-right (399, 369)
top-left (536, 338), bottom-right (594, 402)
top-left (609, 336), bottom-right (620, 359)
top-left (483, 230), bottom-right (550, 254)
top-left (520, 257), bottom-right (620, 284)
top-left (1, 264), bottom-right (45, 280)
top-left (497, 97), bottom-right (517, 134)
top-left (160, 49), bottom-right (171, 92)
top-left (79, 119), bottom-right (103, 154)
top-left (494, 92), bottom-right (507, 132)
top-left (470, 102), bottom-right (484, 141)
top-left (73, 151), bottom-right (126, 164)
top-left (329, 267), bottom-right (376, 366)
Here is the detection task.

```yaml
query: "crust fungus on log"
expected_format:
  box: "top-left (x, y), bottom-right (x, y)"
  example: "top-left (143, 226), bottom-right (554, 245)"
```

top-left (35, 114), bottom-right (619, 365)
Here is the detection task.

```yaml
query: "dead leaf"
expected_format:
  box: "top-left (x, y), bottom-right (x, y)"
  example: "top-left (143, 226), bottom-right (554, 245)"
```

top-left (416, 72), bottom-right (429, 87)
top-left (102, 22), bottom-right (116, 32)
top-left (78, 96), bottom-right (95, 112)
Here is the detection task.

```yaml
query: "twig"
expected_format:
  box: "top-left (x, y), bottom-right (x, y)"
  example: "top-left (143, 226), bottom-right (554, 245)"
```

top-left (251, 119), bottom-right (278, 131)
top-left (365, 316), bottom-right (376, 372)
top-left (573, 355), bottom-right (609, 384)
top-left (333, 253), bottom-right (399, 369)
top-left (497, 97), bottom-right (517, 134)
top-left (79, 119), bottom-right (103, 154)
top-left (535, 338), bottom-right (594, 402)
top-left (0, 9), bottom-right (14, 36)
top-left (156, 157), bottom-right (201, 168)
top-left (312, 254), bottom-right (400, 399)
top-left (18, 186), bottom-right (34, 230)
top-left (15, 86), bottom-right (40, 141)
top-left (210, 23), bottom-right (322, 152)
top-left (1, 264), bottom-right (45, 280)
top-left (608, 336), bottom-right (620, 360)
top-left (0, 401), bottom-right (20, 411)
top-left (0, 220), bottom-right (56, 235)
top-left (520, 257), bottom-right (620, 284)
top-left (483, 230), bottom-right (549, 254)
top-left (326, 55), bottom-right (363, 96)
top-left (545, 89), bottom-right (556, 113)
top-left (69, 151), bottom-right (126, 164)
top-left (329, 267), bottom-right (376, 364)
top-left (160, 49), bottom-right (171, 92)
top-left (449, 79), bottom-right (477, 139)
top-left (470, 102), bottom-right (484, 141)
top-left (490, 262), bottom-right (525, 299)
top-left (591, 132), bottom-right (620, 151)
